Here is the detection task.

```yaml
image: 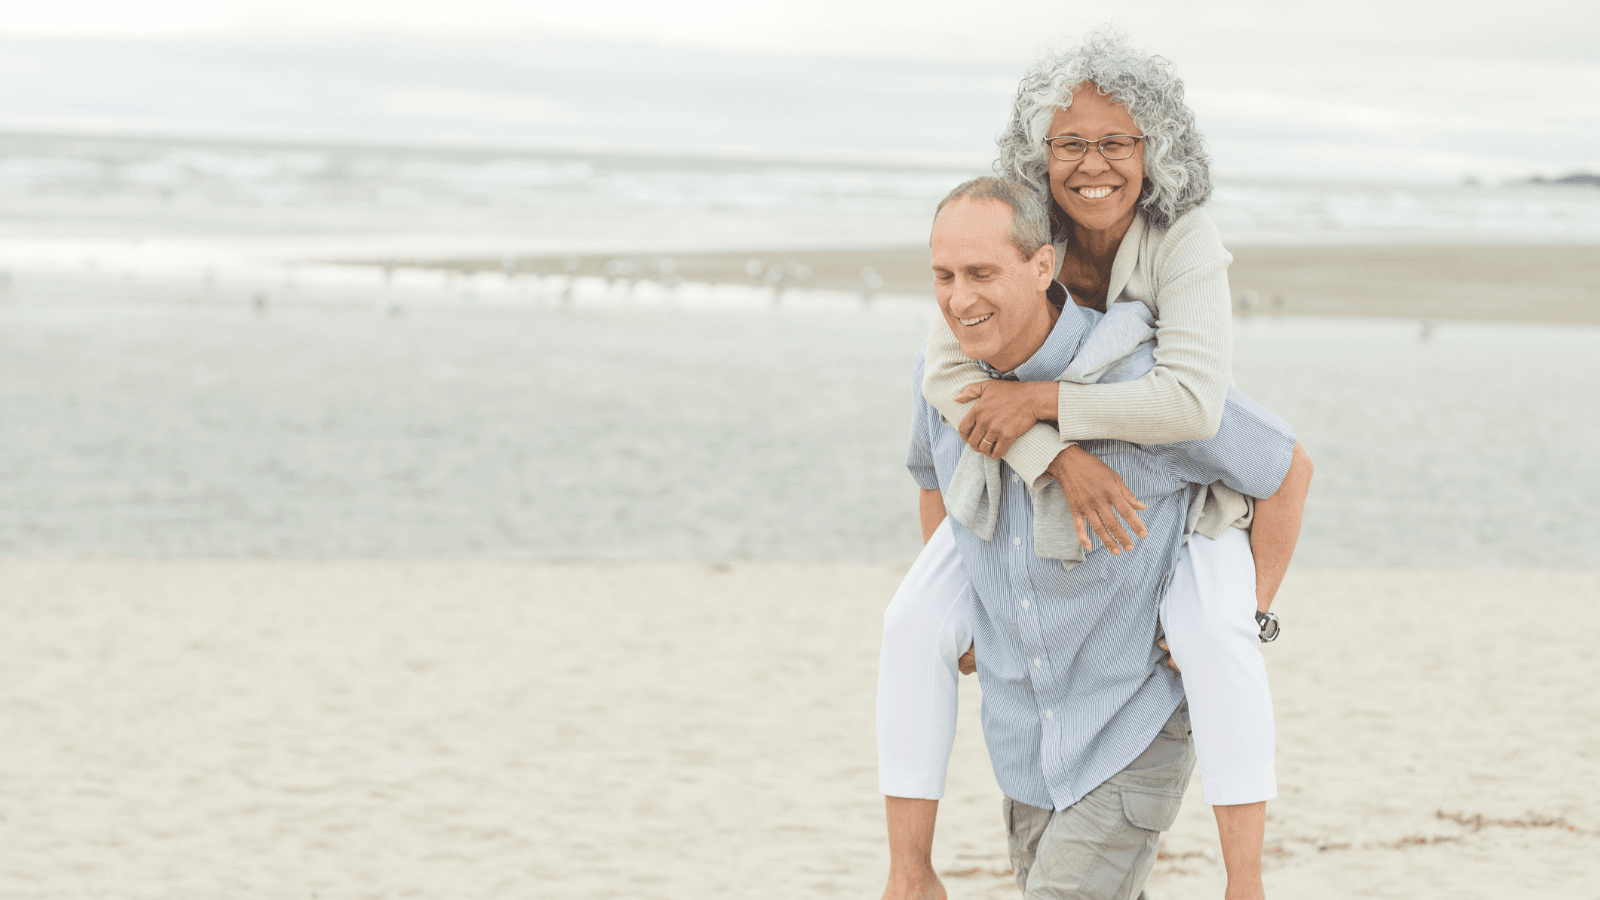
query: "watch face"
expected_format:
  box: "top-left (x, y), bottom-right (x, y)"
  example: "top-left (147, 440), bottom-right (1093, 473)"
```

top-left (1256, 611), bottom-right (1280, 643)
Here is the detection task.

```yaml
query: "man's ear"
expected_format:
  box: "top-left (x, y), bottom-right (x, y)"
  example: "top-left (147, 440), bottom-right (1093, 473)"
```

top-left (1031, 243), bottom-right (1056, 289)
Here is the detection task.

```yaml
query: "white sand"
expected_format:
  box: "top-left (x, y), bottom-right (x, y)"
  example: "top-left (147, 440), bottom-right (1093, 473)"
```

top-left (1, 561), bottom-right (1595, 898)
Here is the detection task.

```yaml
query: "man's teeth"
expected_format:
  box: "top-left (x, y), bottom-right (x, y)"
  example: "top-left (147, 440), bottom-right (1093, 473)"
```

top-left (959, 313), bottom-right (993, 326)
top-left (1077, 186), bottom-right (1114, 199)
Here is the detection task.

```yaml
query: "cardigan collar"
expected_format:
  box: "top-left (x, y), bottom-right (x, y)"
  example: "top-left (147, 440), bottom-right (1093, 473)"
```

top-left (1103, 212), bottom-right (1146, 308)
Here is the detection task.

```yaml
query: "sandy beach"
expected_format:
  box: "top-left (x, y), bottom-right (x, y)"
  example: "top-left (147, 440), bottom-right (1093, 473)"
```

top-left (390, 243), bottom-right (1600, 325)
top-left (2, 560), bottom-right (1594, 898)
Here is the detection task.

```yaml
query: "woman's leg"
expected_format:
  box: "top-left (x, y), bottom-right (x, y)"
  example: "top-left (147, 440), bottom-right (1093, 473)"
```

top-left (1161, 526), bottom-right (1273, 900)
top-left (1251, 442), bottom-right (1313, 613)
top-left (878, 518), bottom-right (975, 900)
top-left (878, 517), bottom-right (975, 799)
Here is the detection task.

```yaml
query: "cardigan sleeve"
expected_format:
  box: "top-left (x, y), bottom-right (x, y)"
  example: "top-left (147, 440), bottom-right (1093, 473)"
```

top-left (1053, 212), bottom-right (1233, 443)
top-left (921, 316), bottom-right (1068, 489)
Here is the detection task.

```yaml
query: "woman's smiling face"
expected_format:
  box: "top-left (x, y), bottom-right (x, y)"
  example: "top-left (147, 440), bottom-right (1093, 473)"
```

top-left (1046, 84), bottom-right (1145, 237)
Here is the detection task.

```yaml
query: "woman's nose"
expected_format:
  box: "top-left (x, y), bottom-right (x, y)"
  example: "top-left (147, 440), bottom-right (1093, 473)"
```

top-left (1077, 151), bottom-right (1111, 174)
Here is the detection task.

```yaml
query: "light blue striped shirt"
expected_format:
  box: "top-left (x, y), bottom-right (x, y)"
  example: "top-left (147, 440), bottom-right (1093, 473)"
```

top-left (906, 300), bottom-right (1295, 811)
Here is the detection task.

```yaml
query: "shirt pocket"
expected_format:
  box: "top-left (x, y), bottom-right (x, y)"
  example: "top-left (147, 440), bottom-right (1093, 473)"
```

top-left (1120, 786), bottom-right (1184, 833)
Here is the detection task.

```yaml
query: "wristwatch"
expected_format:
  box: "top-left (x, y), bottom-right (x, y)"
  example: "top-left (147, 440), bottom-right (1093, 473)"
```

top-left (1255, 611), bottom-right (1280, 643)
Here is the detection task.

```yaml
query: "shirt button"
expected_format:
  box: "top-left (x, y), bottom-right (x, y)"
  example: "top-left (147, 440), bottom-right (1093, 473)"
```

top-left (1033, 657), bottom-right (1042, 667)
top-left (1021, 600), bottom-right (1030, 609)
top-left (1045, 710), bottom-right (1054, 719)
top-left (1012, 537), bottom-right (1022, 546)
top-left (1011, 474), bottom-right (1019, 483)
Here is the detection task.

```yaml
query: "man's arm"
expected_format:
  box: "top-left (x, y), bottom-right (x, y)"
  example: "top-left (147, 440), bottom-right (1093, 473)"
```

top-left (918, 489), bottom-right (945, 544)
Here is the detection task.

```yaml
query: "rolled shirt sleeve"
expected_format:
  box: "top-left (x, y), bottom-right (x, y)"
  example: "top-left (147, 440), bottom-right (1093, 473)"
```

top-left (1156, 386), bottom-right (1296, 500)
top-left (906, 349), bottom-right (942, 491)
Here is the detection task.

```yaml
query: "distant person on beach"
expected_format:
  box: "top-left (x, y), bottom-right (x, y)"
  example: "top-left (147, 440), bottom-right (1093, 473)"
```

top-left (880, 34), bottom-right (1312, 900)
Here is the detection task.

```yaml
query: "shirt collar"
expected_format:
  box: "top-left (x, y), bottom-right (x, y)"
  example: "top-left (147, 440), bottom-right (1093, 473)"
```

top-left (979, 281), bottom-right (1095, 382)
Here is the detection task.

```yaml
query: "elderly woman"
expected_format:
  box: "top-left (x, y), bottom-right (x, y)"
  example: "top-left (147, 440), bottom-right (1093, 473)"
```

top-left (879, 33), bottom-right (1313, 900)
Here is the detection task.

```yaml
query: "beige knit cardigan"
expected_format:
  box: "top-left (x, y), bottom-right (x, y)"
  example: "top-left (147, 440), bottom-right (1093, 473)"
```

top-left (922, 208), bottom-right (1236, 492)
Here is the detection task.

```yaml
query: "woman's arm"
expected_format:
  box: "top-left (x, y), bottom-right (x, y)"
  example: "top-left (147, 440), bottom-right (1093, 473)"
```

top-left (919, 214), bottom-right (1236, 551)
top-left (1052, 213), bottom-right (1234, 443)
top-left (924, 213), bottom-right (1234, 458)
top-left (920, 317), bottom-right (1067, 487)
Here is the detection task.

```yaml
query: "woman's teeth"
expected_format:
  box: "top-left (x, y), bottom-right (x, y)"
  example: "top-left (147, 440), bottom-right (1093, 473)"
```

top-left (1077, 186), bottom-right (1115, 199)
top-left (959, 313), bottom-right (993, 326)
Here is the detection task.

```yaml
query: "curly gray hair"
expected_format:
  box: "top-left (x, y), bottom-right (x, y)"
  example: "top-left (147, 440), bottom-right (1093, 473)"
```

top-left (993, 30), bottom-right (1212, 236)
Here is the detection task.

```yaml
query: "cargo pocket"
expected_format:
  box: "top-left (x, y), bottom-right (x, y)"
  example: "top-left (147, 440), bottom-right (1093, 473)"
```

top-left (1120, 786), bottom-right (1183, 833)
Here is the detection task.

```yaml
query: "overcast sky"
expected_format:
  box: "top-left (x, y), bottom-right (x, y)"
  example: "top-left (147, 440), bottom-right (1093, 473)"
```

top-left (1, 1), bottom-right (1596, 181)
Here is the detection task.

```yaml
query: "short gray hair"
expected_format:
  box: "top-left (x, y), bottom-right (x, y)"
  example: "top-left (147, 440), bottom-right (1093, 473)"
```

top-left (994, 30), bottom-right (1212, 235)
top-left (932, 176), bottom-right (1052, 260)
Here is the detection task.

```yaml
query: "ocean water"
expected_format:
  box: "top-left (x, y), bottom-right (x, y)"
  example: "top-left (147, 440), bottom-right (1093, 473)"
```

top-left (2, 133), bottom-right (1599, 288)
top-left (3, 271), bottom-right (1597, 570)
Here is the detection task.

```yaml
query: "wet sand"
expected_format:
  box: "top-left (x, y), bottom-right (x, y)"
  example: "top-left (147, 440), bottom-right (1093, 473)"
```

top-left (5, 277), bottom-right (1600, 570)
top-left (3, 560), bottom-right (1594, 898)
top-left (381, 243), bottom-right (1600, 324)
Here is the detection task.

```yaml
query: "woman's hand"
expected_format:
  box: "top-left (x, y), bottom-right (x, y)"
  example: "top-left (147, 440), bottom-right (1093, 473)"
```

top-left (1045, 445), bottom-right (1148, 554)
top-left (955, 380), bottom-right (1058, 459)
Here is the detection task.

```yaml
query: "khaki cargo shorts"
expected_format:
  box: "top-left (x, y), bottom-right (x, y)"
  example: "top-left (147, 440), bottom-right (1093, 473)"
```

top-left (1003, 702), bottom-right (1195, 899)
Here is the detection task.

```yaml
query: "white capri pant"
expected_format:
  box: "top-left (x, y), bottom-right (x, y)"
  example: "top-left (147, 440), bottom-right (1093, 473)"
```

top-left (877, 519), bottom-right (1275, 807)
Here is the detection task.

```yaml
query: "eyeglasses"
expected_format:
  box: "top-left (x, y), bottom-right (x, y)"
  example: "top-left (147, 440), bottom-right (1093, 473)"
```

top-left (1045, 135), bottom-right (1145, 162)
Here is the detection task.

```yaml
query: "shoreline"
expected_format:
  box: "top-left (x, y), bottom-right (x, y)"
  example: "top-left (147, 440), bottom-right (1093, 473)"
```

top-left (330, 243), bottom-right (1600, 325)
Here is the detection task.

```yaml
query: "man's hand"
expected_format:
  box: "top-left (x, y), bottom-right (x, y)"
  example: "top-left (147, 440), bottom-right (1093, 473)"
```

top-left (955, 380), bottom-right (1057, 459)
top-left (1046, 445), bottom-right (1148, 554)
top-left (1158, 639), bottom-right (1180, 673)
top-left (957, 646), bottom-right (976, 675)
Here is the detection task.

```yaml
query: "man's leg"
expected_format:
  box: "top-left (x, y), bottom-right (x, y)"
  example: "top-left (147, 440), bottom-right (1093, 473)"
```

top-left (1004, 796), bottom-right (1054, 893)
top-left (1005, 703), bottom-right (1195, 899)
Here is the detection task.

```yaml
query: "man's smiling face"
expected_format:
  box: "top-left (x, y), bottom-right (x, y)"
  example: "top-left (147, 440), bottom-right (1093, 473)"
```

top-left (930, 197), bottom-right (1057, 373)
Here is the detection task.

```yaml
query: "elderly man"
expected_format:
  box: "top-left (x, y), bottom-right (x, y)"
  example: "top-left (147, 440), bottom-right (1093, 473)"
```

top-left (888, 176), bottom-right (1297, 900)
